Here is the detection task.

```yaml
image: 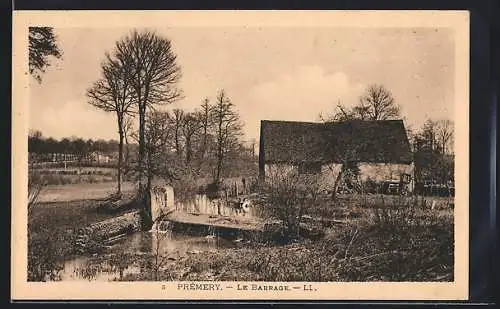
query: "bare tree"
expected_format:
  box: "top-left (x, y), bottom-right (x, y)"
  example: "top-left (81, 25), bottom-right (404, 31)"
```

top-left (211, 90), bottom-right (243, 184)
top-left (321, 85), bottom-right (400, 123)
top-left (359, 84), bottom-right (400, 120)
top-left (87, 53), bottom-right (136, 195)
top-left (122, 116), bottom-right (135, 176)
top-left (435, 119), bottom-right (454, 155)
top-left (333, 101), bottom-right (357, 122)
top-left (28, 164), bottom-right (43, 213)
top-left (168, 109), bottom-right (185, 158)
top-left (264, 164), bottom-right (321, 240)
top-left (113, 30), bottom-right (183, 214)
top-left (145, 110), bottom-right (176, 190)
top-left (413, 118), bottom-right (455, 184)
top-left (195, 98), bottom-right (214, 173)
top-left (181, 112), bottom-right (203, 167)
top-left (29, 27), bottom-right (62, 83)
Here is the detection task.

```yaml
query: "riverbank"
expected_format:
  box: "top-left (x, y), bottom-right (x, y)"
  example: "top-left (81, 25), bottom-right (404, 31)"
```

top-left (28, 183), bottom-right (454, 282)
top-left (62, 210), bottom-right (453, 282)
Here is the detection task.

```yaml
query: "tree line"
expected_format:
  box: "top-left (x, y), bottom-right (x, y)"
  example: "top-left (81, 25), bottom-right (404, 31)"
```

top-left (28, 130), bottom-right (125, 157)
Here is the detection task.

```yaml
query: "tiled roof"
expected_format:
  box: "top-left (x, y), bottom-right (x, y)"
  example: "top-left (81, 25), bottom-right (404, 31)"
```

top-left (259, 119), bottom-right (413, 164)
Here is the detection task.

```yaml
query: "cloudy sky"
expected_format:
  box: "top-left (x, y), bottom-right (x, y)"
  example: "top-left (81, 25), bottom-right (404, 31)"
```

top-left (29, 26), bottom-right (455, 143)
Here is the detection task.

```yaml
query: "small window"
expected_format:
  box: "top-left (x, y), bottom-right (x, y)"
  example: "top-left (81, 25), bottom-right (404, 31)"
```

top-left (298, 162), bottom-right (322, 175)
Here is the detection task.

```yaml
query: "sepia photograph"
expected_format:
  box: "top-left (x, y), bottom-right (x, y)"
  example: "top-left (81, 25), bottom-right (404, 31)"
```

top-left (12, 11), bottom-right (469, 300)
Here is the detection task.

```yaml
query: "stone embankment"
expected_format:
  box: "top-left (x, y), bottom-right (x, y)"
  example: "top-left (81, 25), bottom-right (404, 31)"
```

top-left (74, 210), bottom-right (142, 253)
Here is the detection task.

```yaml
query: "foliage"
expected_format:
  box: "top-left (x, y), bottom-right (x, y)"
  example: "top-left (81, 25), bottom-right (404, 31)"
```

top-left (28, 131), bottom-right (124, 157)
top-left (28, 27), bottom-right (62, 83)
top-left (27, 231), bottom-right (66, 281)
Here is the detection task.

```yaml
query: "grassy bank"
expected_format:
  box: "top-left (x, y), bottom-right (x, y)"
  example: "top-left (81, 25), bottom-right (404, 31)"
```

top-left (76, 196), bottom-right (454, 282)
top-left (28, 181), bottom-right (454, 282)
top-left (36, 181), bottom-right (136, 203)
top-left (28, 183), bottom-right (139, 281)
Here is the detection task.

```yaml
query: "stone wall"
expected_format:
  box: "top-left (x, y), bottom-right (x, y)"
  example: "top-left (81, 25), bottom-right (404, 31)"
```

top-left (264, 162), bottom-right (414, 192)
top-left (74, 210), bottom-right (142, 253)
top-left (150, 184), bottom-right (175, 223)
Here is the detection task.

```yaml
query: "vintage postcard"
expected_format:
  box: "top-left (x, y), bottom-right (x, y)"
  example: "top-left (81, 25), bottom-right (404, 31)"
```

top-left (12, 10), bottom-right (469, 301)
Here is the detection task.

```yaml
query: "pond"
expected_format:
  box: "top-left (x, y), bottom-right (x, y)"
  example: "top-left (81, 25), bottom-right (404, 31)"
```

top-left (61, 231), bottom-right (238, 281)
top-left (60, 194), bottom-right (259, 282)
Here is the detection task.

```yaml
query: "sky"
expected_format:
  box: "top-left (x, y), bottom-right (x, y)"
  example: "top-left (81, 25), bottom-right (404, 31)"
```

top-left (29, 26), bottom-right (455, 143)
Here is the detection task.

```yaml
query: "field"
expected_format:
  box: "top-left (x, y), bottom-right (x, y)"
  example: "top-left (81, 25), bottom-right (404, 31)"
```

top-left (28, 181), bottom-right (140, 281)
top-left (33, 167), bottom-right (119, 186)
top-left (28, 181), bottom-right (454, 282)
top-left (37, 181), bottom-right (136, 203)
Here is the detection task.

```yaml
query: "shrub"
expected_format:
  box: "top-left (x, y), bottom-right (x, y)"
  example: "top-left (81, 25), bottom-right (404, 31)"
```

top-left (262, 167), bottom-right (322, 242)
top-left (363, 178), bottom-right (379, 194)
top-left (28, 230), bottom-right (66, 281)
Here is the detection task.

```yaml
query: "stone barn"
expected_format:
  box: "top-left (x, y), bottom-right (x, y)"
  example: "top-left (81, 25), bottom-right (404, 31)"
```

top-left (258, 119), bottom-right (415, 194)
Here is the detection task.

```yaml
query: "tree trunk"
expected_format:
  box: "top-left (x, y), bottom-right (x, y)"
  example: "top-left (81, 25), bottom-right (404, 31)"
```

top-left (117, 128), bottom-right (123, 195)
top-left (138, 104), bottom-right (152, 229)
top-left (216, 150), bottom-right (223, 184)
top-left (185, 136), bottom-right (192, 166)
top-left (331, 166), bottom-right (344, 201)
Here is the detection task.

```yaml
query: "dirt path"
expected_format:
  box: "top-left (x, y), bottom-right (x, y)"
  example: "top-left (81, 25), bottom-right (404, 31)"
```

top-left (37, 181), bottom-right (136, 203)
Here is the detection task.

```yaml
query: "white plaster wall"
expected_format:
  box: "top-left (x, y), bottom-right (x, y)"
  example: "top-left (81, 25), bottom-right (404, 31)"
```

top-left (150, 185), bottom-right (175, 222)
top-left (358, 163), bottom-right (414, 182)
top-left (265, 162), bottom-right (414, 192)
top-left (264, 163), bottom-right (298, 179)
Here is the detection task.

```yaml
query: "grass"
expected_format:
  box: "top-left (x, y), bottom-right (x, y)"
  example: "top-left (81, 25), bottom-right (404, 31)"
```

top-left (37, 181), bottom-right (136, 203)
top-left (28, 181), bottom-right (140, 281)
top-left (28, 193), bottom-right (141, 281)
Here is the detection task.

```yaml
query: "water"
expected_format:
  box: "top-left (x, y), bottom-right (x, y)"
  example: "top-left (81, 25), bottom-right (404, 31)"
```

top-left (61, 230), bottom-right (237, 281)
top-left (60, 194), bottom-right (257, 281)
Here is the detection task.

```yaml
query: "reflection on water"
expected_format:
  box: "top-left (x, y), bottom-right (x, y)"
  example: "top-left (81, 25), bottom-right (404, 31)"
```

top-left (60, 194), bottom-right (258, 282)
top-left (61, 231), bottom-right (236, 282)
top-left (61, 256), bottom-right (141, 281)
top-left (176, 194), bottom-right (258, 218)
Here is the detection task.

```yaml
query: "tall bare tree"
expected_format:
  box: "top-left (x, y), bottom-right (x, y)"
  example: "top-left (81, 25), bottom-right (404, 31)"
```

top-left (182, 112), bottom-right (203, 167)
top-left (87, 53), bottom-right (136, 195)
top-left (321, 84), bottom-right (401, 123)
top-left (196, 98), bottom-right (214, 172)
top-left (169, 109), bottom-right (185, 158)
top-left (358, 84), bottom-right (400, 120)
top-left (435, 119), bottom-right (454, 155)
top-left (29, 27), bottom-right (62, 83)
top-left (144, 110), bottom-right (175, 190)
top-left (211, 90), bottom-right (243, 184)
top-left (413, 118), bottom-right (455, 184)
top-left (121, 116), bottom-right (135, 176)
top-left (113, 30), bottom-right (183, 205)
